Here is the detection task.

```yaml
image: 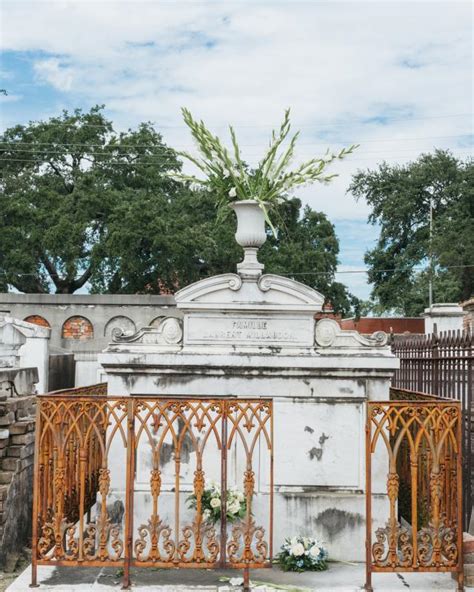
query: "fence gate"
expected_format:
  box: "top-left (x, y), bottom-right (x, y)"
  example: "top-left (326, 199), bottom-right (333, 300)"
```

top-left (365, 397), bottom-right (464, 591)
top-left (31, 392), bottom-right (273, 590)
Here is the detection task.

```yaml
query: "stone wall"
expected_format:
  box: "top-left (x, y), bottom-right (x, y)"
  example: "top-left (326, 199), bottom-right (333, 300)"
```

top-left (0, 393), bottom-right (36, 566)
top-left (462, 297), bottom-right (474, 332)
top-left (0, 294), bottom-right (177, 387)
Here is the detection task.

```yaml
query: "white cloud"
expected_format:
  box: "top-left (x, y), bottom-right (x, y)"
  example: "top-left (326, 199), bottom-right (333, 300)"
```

top-left (34, 58), bottom-right (75, 91)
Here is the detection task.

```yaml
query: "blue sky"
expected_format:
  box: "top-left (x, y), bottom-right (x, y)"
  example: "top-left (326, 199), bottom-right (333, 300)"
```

top-left (1, 0), bottom-right (472, 301)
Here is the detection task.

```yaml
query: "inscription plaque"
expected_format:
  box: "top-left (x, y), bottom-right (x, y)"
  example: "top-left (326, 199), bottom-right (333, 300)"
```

top-left (185, 314), bottom-right (313, 347)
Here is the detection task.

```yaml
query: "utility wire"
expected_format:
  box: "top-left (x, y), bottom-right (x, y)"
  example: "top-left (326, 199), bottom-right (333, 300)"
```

top-left (2, 264), bottom-right (473, 279)
top-left (0, 134), bottom-right (472, 149)
top-left (1, 152), bottom-right (471, 165)
top-left (0, 112), bottom-right (471, 129)
top-left (2, 145), bottom-right (473, 157)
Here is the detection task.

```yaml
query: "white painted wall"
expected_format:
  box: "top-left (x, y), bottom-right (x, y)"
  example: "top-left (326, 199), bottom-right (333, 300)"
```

top-left (0, 316), bottom-right (50, 393)
top-left (424, 303), bottom-right (465, 334)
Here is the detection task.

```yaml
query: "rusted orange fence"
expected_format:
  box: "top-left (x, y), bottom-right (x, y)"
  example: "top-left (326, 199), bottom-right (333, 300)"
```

top-left (365, 397), bottom-right (463, 591)
top-left (31, 393), bottom-right (273, 589)
top-left (391, 329), bottom-right (473, 530)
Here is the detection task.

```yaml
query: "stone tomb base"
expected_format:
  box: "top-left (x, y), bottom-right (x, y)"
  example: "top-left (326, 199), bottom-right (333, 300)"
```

top-left (101, 354), bottom-right (395, 562)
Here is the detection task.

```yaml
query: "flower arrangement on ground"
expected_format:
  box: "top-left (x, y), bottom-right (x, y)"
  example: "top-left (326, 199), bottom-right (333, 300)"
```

top-left (186, 480), bottom-right (247, 525)
top-left (277, 535), bottom-right (328, 572)
top-left (174, 108), bottom-right (358, 234)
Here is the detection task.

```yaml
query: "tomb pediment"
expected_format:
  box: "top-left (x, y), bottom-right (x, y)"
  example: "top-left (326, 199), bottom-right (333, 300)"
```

top-left (170, 273), bottom-right (323, 349)
top-left (175, 273), bottom-right (325, 313)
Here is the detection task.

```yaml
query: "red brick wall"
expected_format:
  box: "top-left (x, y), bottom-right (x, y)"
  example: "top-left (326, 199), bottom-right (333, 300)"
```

top-left (340, 317), bottom-right (425, 334)
top-left (61, 316), bottom-right (94, 340)
top-left (23, 315), bottom-right (50, 328)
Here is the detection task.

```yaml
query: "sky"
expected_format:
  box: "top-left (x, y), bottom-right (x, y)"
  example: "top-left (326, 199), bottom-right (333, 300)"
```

top-left (1, 0), bottom-right (472, 301)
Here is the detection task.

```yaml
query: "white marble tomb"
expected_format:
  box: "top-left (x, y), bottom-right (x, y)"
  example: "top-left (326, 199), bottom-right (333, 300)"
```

top-left (99, 208), bottom-right (397, 561)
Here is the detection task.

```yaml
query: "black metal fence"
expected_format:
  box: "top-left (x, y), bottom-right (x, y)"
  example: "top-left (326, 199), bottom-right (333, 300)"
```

top-left (391, 328), bottom-right (473, 531)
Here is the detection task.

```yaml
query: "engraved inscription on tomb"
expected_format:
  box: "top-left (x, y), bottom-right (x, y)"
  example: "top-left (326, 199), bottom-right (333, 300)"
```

top-left (186, 315), bottom-right (312, 346)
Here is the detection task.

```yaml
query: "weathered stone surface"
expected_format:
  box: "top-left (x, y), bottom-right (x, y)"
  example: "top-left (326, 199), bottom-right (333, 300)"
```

top-left (0, 392), bottom-right (36, 567)
top-left (464, 532), bottom-right (474, 554)
top-left (9, 420), bottom-right (35, 435)
top-left (11, 432), bottom-right (35, 446)
top-left (3, 551), bottom-right (19, 573)
top-left (464, 563), bottom-right (474, 577)
top-left (0, 458), bottom-right (20, 472)
top-left (0, 472), bottom-right (13, 485)
top-left (7, 443), bottom-right (34, 459)
top-left (464, 551), bottom-right (474, 564)
top-left (0, 413), bottom-right (15, 426)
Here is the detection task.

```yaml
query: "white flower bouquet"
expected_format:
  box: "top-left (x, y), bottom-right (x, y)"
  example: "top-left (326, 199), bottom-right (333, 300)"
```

top-left (186, 480), bottom-right (247, 525)
top-left (277, 535), bottom-right (328, 572)
top-left (174, 108), bottom-right (357, 235)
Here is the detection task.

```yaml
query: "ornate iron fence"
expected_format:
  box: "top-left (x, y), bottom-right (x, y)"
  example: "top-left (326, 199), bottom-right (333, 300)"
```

top-left (365, 398), bottom-right (463, 591)
top-left (391, 329), bottom-right (473, 530)
top-left (31, 393), bottom-right (273, 589)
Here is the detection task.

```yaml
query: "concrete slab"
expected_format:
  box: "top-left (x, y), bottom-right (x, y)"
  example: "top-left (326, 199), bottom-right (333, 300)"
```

top-left (6, 563), bottom-right (465, 592)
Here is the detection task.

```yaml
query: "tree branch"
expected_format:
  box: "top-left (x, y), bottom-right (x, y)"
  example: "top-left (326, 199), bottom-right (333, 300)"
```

top-left (70, 266), bottom-right (93, 292)
top-left (48, 161), bottom-right (73, 193)
top-left (40, 254), bottom-right (63, 290)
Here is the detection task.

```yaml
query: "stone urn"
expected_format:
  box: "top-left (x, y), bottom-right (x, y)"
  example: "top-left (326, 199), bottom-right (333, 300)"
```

top-left (230, 199), bottom-right (267, 279)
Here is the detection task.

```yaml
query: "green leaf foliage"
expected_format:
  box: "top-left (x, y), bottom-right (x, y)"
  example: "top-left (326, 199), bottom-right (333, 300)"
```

top-left (0, 105), bottom-right (180, 293)
top-left (349, 150), bottom-right (474, 316)
top-left (0, 106), bottom-right (357, 315)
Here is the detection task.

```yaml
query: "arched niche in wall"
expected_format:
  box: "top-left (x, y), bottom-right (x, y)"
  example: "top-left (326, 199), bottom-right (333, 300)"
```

top-left (62, 316), bottom-right (94, 340)
top-left (104, 315), bottom-right (136, 339)
top-left (23, 315), bottom-right (51, 328)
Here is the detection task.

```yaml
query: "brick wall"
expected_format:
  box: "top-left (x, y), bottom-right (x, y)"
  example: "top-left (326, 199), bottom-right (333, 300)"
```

top-left (62, 315), bottom-right (94, 340)
top-left (340, 317), bottom-right (425, 334)
top-left (23, 315), bottom-right (51, 328)
top-left (0, 394), bottom-right (36, 566)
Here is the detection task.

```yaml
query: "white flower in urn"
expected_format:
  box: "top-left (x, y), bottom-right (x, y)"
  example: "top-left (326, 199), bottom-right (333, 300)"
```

top-left (210, 496), bottom-right (221, 509)
top-left (173, 108), bottom-right (358, 237)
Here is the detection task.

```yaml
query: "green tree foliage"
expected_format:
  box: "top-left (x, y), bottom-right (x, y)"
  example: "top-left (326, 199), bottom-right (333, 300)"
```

top-left (0, 105), bottom-right (180, 293)
top-left (0, 106), bottom-right (355, 314)
top-left (349, 150), bottom-right (474, 315)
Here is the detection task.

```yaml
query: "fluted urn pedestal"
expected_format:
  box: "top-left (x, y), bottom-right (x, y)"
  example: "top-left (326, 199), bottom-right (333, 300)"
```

top-left (230, 200), bottom-right (266, 280)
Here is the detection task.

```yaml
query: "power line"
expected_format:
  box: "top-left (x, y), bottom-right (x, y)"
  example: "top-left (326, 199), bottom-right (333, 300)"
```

top-left (1, 151), bottom-right (471, 166)
top-left (2, 264), bottom-right (473, 279)
top-left (3, 144), bottom-right (473, 157)
top-left (302, 264), bottom-right (474, 276)
top-left (1, 112), bottom-right (471, 130)
top-left (0, 134), bottom-right (472, 149)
